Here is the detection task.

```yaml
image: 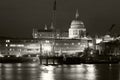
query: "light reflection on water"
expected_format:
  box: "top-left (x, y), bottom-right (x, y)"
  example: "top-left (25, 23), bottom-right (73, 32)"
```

top-left (0, 63), bottom-right (120, 80)
top-left (54, 64), bottom-right (96, 80)
top-left (40, 69), bottom-right (54, 80)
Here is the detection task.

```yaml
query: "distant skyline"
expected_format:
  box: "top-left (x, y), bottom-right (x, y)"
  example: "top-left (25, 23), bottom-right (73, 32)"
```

top-left (0, 0), bottom-right (120, 38)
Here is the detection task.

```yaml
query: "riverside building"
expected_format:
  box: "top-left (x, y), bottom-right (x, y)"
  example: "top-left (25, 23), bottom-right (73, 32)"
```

top-left (0, 11), bottom-right (94, 56)
top-left (32, 10), bottom-right (93, 56)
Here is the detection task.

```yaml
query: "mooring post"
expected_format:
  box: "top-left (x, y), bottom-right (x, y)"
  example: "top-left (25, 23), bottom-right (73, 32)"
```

top-left (53, 56), bottom-right (55, 65)
top-left (40, 56), bottom-right (42, 64)
top-left (46, 56), bottom-right (48, 65)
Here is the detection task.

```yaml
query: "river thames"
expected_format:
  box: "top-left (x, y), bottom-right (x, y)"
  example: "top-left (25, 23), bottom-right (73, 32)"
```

top-left (0, 63), bottom-right (120, 80)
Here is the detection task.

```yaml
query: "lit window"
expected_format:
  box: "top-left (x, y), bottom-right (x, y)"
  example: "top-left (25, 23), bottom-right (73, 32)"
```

top-left (6, 40), bottom-right (10, 43)
top-left (64, 43), bottom-right (68, 45)
top-left (9, 48), bottom-right (12, 51)
top-left (78, 43), bottom-right (81, 45)
top-left (57, 34), bottom-right (60, 36)
top-left (6, 44), bottom-right (8, 47)
top-left (72, 43), bottom-right (74, 45)
top-left (10, 44), bottom-right (24, 47)
top-left (67, 47), bottom-right (69, 49)
top-left (56, 43), bottom-right (59, 45)
top-left (45, 40), bottom-right (49, 43)
top-left (42, 44), bottom-right (52, 52)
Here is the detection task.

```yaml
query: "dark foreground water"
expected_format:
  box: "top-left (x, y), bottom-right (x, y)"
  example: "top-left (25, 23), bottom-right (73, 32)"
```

top-left (0, 63), bottom-right (120, 80)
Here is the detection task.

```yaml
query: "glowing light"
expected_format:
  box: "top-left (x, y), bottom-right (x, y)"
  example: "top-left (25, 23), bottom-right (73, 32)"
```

top-left (86, 64), bottom-right (96, 80)
top-left (41, 71), bottom-right (54, 80)
top-left (10, 44), bottom-right (24, 47)
top-left (36, 55), bottom-right (39, 57)
top-left (28, 55), bottom-right (31, 57)
top-left (40, 65), bottom-right (55, 71)
top-left (17, 63), bottom-right (22, 67)
top-left (40, 65), bottom-right (55, 80)
top-left (45, 40), bottom-right (50, 43)
top-left (26, 44), bottom-right (39, 49)
top-left (72, 43), bottom-right (74, 45)
top-left (16, 55), bottom-right (21, 57)
top-left (103, 35), bottom-right (114, 42)
top-left (90, 51), bottom-right (93, 55)
top-left (6, 40), bottom-right (10, 43)
top-left (3, 64), bottom-right (12, 67)
top-left (64, 43), bottom-right (68, 45)
top-left (0, 54), bottom-right (4, 57)
top-left (96, 39), bottom-right (102, 44)
top-left (42, 44), bottom-right (52, 52)
top-left (88, 43), bottom-right (93, 47)
top-left (29, 63), bottom-right (38, 67)
top-left (78, 43), bottom-right (81, 45)
top-left (6, 44), bottom-right (8, 47)
top-left (75, 64), bottom-right (96, 80)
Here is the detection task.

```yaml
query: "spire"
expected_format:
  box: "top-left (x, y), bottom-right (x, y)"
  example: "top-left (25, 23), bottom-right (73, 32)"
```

top-left (50, 22), bottom-right (54, 30)
top-left (53, 0), bottom-right (56, 11)
top-left (51, 0), bottom-right (56, 30)
top-left (44, 24), bottom-right (48, 30)
top-left (75, 9), bottom-right (79, 19)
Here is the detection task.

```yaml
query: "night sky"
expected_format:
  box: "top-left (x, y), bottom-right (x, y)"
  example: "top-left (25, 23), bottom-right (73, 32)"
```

top-left (0, 0), bottom-right (120, 38)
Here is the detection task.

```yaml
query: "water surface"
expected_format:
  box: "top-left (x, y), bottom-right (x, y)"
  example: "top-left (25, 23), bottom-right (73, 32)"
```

top-left (0, 63), bottom-right (120, 80)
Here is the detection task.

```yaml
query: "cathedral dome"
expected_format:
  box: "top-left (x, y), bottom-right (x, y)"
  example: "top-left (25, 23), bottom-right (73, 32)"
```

top-left (70, 19), bottom-right (84, 29)
top-left (70, 10), bottom-right (85, 29)
top-left (71, 20), bottom-right (84, 25)
top-left (69, 10), bottom-right (86, 39)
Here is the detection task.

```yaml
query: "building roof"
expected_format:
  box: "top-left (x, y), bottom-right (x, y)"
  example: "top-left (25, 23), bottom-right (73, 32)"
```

top-left (70, 10), bottom-right (85, 29)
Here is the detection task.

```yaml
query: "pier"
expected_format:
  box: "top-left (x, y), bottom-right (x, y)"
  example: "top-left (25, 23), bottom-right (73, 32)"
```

top-left (38, 55), bottom-right (120, 65)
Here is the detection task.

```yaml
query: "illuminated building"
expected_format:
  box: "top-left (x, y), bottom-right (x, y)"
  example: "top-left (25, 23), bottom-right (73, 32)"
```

top-left (69, 10), bottom-right (86, 39)
top-left (32, 10), bottom-right (86, 39)
top-left (31, 10), bottom-right (93, 55)
top-left (0, 38), bottom-right (90, 56)
top-left (32, 24), bottom-right (68, 39)
top-left (96, 39), bottom-right (120, 56)
top-left (0, 10), bottom-right (94, 56)
top-left (103, 35), bottom-right (114, 42)
top-left (0, 39), bottom-right (40, 56)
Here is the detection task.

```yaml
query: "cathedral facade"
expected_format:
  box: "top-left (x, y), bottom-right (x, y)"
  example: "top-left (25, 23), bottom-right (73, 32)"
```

top-left (69, 10), bottom-right (86, 39)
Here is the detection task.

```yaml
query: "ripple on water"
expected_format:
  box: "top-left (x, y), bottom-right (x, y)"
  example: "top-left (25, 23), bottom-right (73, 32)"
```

top-left (0, 64), bottom-right (120, 80)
